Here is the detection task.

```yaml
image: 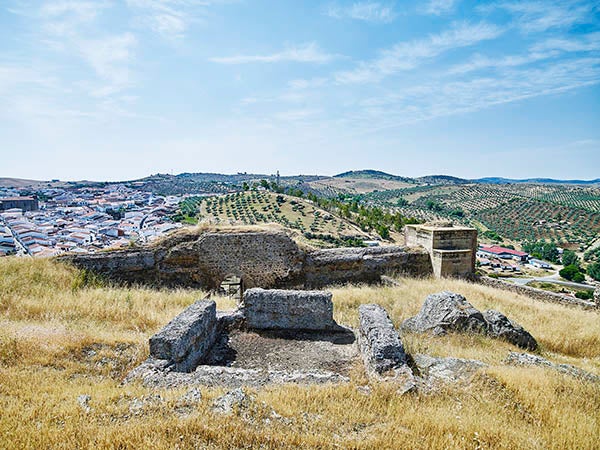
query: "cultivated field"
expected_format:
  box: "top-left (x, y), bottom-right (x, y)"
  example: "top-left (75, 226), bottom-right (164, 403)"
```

top-left (367, 184), bottom-right (600, 250)
top-left (1, 257), bottom-right (599, 449)
top-left (180, 191), bottom-right (373, 247)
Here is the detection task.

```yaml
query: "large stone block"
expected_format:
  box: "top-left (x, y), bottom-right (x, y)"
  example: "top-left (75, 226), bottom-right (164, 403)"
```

top-left (358, 304), bottom-right (408, 375)
top-left (149, 299), bottom-right (217, 372)
top-left (241, 288), bottom-right (339, 331)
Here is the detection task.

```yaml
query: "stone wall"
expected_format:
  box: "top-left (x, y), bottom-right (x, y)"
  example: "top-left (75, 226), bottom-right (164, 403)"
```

top-left (60, 229), bottom-right (432, 289)
top-left (478, 277), bottom-right (597, 310)
top-left (149, 299), bottom-right (218, 372)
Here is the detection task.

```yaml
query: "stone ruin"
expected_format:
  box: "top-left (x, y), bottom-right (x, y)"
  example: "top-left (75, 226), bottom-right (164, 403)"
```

top-left (126, 288), bottom-right (548, 391)
top-left (127, 289), bottom-right (359, 387)
top-left (61, 224), bottom-right (478, 292)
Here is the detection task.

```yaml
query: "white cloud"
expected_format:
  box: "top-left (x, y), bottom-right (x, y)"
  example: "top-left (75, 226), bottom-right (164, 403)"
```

top-left (39, 0), bottom-right (111, 37)
top-left (449, 31), bottom-right (600, 74)
top-left (348, 57), bottom-right (600, 133)
top-left (484, 1), bottom-right (595, 33)
top-left (423, 0), bottom-right (457, 16)
top-left (335, 21), bottom-right (503, 84)
top-left (326, 2), bottom-right (396, 23)
top-left (77, 33), bottom-right (138, 96)
top-left (125, 0), bottom-right (200, 39)
top-left (210, 42), bottom-right (338, 64)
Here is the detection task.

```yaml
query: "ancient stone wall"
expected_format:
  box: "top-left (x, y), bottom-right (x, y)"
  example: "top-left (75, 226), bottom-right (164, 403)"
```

top-left (60, 229), bottom-right (432, 289)
top-left (478, 276), bottom-right (597, 309)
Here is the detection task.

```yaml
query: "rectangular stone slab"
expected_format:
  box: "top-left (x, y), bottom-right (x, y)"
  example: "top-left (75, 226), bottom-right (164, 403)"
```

top-left (149, 299), bottom-right (217, 371)
top-left (242, 288), bottom-right (339, 331)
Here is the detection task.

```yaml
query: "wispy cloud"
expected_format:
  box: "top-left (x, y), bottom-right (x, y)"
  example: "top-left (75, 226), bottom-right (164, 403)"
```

top-left (125, 0), bottom-right (209, 40)
top-left (77, 33), bottom-right (138, 97)
top-left (335, 21), bottom-right (503, 84)
top-left (326, 2), bottom-right (397, 23)
top-left (483, 1), bottom-right (596, 33)
top-left (346, 57), bottom-right (600, 133)
top-left (423, 0), bottom-right (457, 16)
top-left (210, 42), bottom-right (338, 64)
top-left (449, 31), bottom-right (600, 74)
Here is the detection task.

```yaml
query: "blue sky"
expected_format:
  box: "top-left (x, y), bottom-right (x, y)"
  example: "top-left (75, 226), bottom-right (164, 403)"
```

top-left (1, 0), bottom-right (599, 181)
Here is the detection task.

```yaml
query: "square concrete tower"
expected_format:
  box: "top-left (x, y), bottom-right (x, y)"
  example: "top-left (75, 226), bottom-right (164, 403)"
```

top-left (405, 223), bottom-right (477, 278)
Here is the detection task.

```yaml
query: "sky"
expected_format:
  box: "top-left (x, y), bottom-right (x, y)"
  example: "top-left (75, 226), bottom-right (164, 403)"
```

top-left (1, 0), bottom-right (599, 181)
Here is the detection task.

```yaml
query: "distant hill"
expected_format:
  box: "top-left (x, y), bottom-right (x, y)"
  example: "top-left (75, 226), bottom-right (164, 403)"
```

top-left (476, 177), bottom-right (600, 185)
top-left (416, 175), bottom-right (470, 185)
top-left (334, 170), bottom-right (413, 183)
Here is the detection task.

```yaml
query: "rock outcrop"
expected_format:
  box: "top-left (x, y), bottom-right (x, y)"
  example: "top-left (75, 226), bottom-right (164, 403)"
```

top-left (402, 291), bottom-right (538, 350)
top-left (413, 354), bottom-right (486, 385)
top-left (506, 352), bottom-right (599, 383)
top-left (401, 291), bottom-right (488, 336)
top-left (483, 310), bottom-right (537, 350)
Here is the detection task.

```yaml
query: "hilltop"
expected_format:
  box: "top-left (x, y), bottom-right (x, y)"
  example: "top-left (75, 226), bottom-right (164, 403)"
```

top-left (0, 257), bottom-right (598, 448)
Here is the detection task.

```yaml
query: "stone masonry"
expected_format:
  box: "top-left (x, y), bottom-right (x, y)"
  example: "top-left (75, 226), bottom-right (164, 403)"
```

top-left (60, 228), bottom-right (434, 289)
top-left (405, 223), bottom-right (477, 278)
top-left (242, 288), bottom-right (341, 331)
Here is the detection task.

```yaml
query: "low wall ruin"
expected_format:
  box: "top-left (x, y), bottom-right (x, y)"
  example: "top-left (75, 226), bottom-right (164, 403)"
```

top-left (60, 229), bottom-right (433, 289)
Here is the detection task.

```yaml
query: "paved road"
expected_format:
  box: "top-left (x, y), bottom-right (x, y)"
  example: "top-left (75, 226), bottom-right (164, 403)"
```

top-left (506, 276), bottom-right (595, 291)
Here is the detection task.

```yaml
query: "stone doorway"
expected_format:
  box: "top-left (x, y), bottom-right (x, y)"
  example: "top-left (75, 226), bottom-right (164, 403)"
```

top-left (219, 274), bottom-right (244, 301)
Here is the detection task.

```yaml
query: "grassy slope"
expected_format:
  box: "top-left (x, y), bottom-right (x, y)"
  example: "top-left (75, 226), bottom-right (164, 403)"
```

top-left (1, 257), bottom-right (599, 449)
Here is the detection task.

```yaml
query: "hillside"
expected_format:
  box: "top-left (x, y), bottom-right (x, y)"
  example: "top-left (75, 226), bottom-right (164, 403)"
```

top-left (177, 191), bottom-right (375, 247)
top-left (366, 183), bottom-right (600, 251)
top-left (0, 257), bottom-right (598, 448)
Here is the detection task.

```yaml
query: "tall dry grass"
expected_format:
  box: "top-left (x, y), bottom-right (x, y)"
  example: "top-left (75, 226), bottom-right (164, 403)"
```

top-left (0, 257), bottom-right (599, 449)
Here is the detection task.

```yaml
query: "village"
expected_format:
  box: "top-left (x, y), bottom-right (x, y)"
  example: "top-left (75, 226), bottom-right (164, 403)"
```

top-left (0, 185), bottom-right (184, 257)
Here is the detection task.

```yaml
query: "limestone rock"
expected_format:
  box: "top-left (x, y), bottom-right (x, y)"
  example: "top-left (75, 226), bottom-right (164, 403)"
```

top-left (77, 394), bottom-right (91, 413)
top-left (212, 388), bottom-right (249, 415)
top-left (506, 352), bottom-right (600, 383)
top-left (358, 304), bottom-right (408, 375)
top-left (413, 354), bottom-right (486, 385)
top-left (401, 291), bottom-right (488, 335)
top-left (241, 288), bottom-right (341, 331)
top-left (149, 299), bottom-right (217, 372)
top-left (483, 310), bottom-right (537, 350)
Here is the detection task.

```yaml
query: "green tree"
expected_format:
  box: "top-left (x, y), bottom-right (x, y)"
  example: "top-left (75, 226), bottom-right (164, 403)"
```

top-left (561, 249), bottom-right (579, 267)
top-left (588, 262), bottom-right (600, 281)
top-left (559, 264), bottom-right (581, 281)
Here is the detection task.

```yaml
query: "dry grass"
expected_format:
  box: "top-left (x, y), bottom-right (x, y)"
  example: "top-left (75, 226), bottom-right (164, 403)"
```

top-left (1, 257), bottom-right (599, 449)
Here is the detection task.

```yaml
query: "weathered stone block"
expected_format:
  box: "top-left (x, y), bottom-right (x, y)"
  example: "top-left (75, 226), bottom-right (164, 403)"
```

top-left (358, 304), bottom-right (408, 375)
top-left (241, 288), bottom-right (339, 331)
top-left (483, 309), bottom-right (538, 350)
top-left (149, 299), bottom-right (217, 371)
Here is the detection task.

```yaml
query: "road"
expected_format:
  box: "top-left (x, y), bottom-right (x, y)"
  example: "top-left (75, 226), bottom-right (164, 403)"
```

top-left (506, 273), bottom-right (596, 291)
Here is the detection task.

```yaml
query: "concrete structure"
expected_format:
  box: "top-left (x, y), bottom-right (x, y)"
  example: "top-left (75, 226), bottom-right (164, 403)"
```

top-left (405, 223), bottom-right (477, 278)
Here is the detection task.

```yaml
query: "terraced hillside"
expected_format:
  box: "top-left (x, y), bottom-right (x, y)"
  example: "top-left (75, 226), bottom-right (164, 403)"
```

top-left (176, 191), bottom-right (374, 247)
top-left (366, 184), bottom-right (600, 250)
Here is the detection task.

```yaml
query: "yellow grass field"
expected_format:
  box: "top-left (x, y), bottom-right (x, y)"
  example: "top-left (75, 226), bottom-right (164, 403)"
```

top-left (1, 257), bottom-right (599, 449)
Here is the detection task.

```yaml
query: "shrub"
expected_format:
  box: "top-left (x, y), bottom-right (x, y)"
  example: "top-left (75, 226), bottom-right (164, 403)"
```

top-left (559, 264), bottom-right (581, 281)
